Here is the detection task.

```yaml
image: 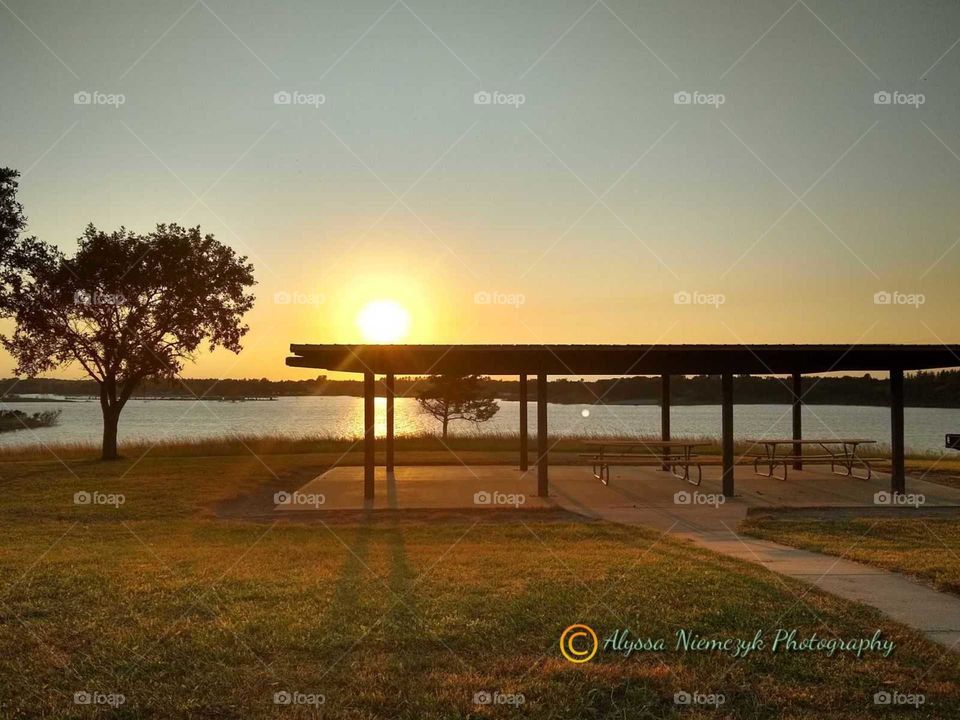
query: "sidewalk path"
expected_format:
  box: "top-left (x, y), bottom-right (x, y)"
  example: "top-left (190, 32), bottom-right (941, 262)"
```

top-left (550, 490), bottom-right (960, 651)
top-left (680, 528), bottom-right (960, 650)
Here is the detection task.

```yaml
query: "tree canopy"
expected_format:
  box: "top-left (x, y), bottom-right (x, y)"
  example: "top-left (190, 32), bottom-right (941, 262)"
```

top-left (0, 168), bottom-right (27, 258)
top-left (416, 374), bottom-right (500, 438)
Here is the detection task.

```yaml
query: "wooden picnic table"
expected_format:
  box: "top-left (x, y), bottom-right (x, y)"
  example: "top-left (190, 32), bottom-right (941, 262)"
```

top-left (581, 439), bottom-right (711, 486)
top-left (743, 438), bottom-right (876, 481)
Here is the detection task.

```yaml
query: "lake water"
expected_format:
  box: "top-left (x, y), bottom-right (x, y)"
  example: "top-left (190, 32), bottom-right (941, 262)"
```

top-left (1, 395), bottom-right (958, 455)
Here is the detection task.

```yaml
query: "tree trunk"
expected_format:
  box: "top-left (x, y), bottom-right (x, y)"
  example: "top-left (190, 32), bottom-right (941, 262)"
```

top-left (442, 415), bottom-right (449, 439)
top-left (101, 406), bottom-right (120, 460)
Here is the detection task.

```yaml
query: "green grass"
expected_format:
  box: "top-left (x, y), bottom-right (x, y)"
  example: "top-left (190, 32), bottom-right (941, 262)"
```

top-left (741, 515), bottom-right (960, 595)
top-left (1, 448), bottom-right (959, 718)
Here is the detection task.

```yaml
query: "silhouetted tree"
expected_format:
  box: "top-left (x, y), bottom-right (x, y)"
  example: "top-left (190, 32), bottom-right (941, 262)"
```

top-left (0, 222), bottom-right (255, 459)
top-left (0, 169), bottom-right (27, 259)
top-left (416, 374), bottom-right (499, 438)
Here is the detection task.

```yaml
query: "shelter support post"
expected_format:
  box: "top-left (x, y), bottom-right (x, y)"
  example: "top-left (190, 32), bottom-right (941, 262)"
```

top-left (890, 369), bottom-right (906, 495)
top-left (386, 373), bottom-right (395, 473)
top-left (537, 373), bottom-right (548, 496)
top-left (792, 372), bottom-right (802, 471)
top-left (364, 371), bottom-right (375, 499)
top-left (661, 374), bottom-right (671, 471)
top-left (722, 373), bottom-right (734, 498)
top-left (519, 374), bottom-right (528, 472)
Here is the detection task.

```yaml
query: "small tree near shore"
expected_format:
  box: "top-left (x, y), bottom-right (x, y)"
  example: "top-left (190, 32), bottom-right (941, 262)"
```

top-left (0, 208), bottom-right (255, 459)
top-left (416, 374), bottom-right (499, 438)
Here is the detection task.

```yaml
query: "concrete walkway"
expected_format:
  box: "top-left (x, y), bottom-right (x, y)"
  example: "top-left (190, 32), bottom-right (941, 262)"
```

top-left (671, 529), bottom-right (960, 650)
top-left (546, 466), bottom-right (960, 652)
top-left (290, 464), bottom-right (960, 650)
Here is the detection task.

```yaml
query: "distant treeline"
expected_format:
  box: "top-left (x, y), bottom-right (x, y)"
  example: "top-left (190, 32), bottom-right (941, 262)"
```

top-left (533, 372), bottom-right (960, 407)
top-left (4, 370), bottom-right (960, 407)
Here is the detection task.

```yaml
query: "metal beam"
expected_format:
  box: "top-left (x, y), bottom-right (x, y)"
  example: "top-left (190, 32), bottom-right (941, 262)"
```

top-left (792, 372), bottom-right (802, 471)
top-left (661, 374), bottom-right (671, 471)
top-left (519, 374), bottom-right (528, 471)
top-left (288, 343), bottom-right (960, 376)
top-left (890, 369), bottom-right (905, 495)
top-left (363, 371), bottom-right (375, 499)
top-left (385, 373), bottom-right (395, 473)
top-left (537, 373), bottom-right (548, 496)
top-left (722, 373), bottom-right (734, 498)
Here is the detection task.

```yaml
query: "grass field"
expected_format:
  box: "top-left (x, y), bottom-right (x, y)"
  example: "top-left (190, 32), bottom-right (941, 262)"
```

top-left (2, 448), bottom-right (960, 718)
top-left (742, 515), bottom-right (960, 596)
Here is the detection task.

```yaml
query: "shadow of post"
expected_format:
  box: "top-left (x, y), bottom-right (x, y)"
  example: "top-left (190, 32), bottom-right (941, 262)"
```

top-left (312, 517), bottom-right (376, 651)
top-left (379, 513), bottom-right (431, 703)
top-left (383, 517), bottom-right (422, 639)
top-left (309, 508), bottom-right (430, 706)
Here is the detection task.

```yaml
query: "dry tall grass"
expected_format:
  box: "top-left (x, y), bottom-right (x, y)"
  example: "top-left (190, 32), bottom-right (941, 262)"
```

top-left (0, 430), bottom-right (946, 465)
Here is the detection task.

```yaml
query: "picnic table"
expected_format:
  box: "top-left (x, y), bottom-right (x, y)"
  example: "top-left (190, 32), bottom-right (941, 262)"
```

top-left (744, 438), bottom-right (876, 481)
top-left (581, 439), bottom-right (710, 486)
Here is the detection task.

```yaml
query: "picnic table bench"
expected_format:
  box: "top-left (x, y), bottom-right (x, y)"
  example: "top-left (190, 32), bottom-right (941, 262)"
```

top-left (744, 438), bottom-right (876, 481)
top-left (580, 439), bottom-right (709, 486)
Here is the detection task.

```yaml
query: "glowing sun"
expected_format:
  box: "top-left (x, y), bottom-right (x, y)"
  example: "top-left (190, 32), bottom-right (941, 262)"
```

top-left (357, 300), bottom-right (411, 343)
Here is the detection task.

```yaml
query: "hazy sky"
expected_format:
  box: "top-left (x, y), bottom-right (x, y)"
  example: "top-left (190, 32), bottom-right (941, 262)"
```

top-left (2, 0), bottom-right (959, 379)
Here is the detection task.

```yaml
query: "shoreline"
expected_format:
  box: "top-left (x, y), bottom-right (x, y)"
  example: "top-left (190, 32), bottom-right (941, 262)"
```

top-left (6, 393), bottom-right (960, 410)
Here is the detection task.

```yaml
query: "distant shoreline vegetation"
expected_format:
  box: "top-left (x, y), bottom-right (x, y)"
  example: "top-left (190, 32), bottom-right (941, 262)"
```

top-left (0, 409), bottom-right (61, 433)
top-left (3, 370), bottom-right (960, 408)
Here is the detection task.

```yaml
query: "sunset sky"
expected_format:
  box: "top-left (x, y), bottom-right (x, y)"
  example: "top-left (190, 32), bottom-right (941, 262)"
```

top-left (3, 0), bottom-right (960, 379)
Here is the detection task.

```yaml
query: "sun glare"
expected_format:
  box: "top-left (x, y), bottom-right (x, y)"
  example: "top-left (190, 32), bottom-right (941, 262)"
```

top-left (357, 300), bottom-right (411, 343)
